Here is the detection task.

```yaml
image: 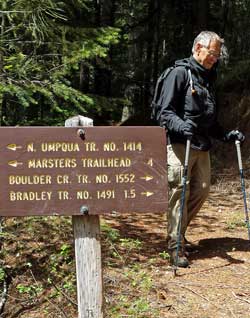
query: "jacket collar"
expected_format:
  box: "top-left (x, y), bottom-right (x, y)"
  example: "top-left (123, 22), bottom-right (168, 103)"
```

top-left (189, 55), bottom-right (217, 85)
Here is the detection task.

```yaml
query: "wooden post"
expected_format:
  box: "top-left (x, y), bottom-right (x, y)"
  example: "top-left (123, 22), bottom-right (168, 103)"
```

top-left (65, 115), bottom-right (103, 318)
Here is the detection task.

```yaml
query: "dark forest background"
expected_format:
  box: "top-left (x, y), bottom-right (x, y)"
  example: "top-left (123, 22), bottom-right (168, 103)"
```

top-left (1, 2), bottom-right (250, 317)
top-left (1, 0), bottom-right (250, 133)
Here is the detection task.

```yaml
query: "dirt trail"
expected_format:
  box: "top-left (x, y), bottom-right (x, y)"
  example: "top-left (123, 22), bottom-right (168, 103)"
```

top-left (1, 175), bottom-right (250, 317)
top-left (103, 177), bottom-right (250, 318)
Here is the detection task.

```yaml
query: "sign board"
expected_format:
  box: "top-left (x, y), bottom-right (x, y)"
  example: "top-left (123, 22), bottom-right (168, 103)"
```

top-left (0, 126), bottom-right (168, 216)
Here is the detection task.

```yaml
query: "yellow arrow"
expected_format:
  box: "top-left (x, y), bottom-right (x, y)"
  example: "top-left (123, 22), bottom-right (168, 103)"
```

top-left (141, 191), bottom-right (154, 197)
top-left (8, 160), bottom-right (23, 167)
top-left (147, 158), bottom-right (153, 166)
top-left (140, 175), bottom-right (154, 181)
top-left (7, 144), bottom-right (22, 151)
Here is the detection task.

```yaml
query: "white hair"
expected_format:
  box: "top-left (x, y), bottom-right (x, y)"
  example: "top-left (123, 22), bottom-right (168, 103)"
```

top-left (192, 31), bottom-right (228, 61)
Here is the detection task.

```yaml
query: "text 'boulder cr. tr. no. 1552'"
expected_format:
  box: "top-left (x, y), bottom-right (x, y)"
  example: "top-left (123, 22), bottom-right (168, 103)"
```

top-left (0, 126), bottom-right (168, 216)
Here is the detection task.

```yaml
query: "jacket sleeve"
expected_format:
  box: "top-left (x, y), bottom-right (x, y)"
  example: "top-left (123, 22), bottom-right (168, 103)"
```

top-left (158, 67), bottom-right (188, 134)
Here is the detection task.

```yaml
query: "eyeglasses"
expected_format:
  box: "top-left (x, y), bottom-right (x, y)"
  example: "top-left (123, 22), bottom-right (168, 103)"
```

top-left (206, 49), bottom-right (221, 59)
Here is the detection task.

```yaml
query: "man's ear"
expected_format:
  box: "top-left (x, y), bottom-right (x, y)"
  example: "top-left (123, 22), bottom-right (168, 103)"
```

top-left (195, 43), bottom-right (203, 53)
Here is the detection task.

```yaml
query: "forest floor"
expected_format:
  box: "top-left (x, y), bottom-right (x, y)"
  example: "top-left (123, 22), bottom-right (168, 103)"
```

top-left (1, 170), bottom-right (250, 317)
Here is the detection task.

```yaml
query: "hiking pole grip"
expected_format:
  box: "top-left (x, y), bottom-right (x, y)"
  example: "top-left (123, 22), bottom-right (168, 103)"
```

top-left (235, 140), bottom-right (243, 170)
top-left (184, 138), bottom-right (191, 169)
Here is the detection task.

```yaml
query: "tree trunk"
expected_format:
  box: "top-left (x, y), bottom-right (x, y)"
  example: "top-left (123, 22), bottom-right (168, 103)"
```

top-left (192, 0), bottom-right (209, 30)
top-left (79, 62), bottom-right (90, 92)
top-left (93, 0), bottom-right (115, 97)
top-left (143, 0), bottom-right (157, 118)
top-left (153, 0), bottom-right (161, 86)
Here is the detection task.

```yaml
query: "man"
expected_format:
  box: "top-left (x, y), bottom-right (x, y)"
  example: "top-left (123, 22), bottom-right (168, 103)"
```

top-left (158, 31), bottom-right (245, 267)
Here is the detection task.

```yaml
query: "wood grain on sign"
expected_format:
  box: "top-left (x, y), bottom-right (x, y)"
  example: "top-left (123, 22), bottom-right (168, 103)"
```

top-left (0, 126), bottom-right (168, 216)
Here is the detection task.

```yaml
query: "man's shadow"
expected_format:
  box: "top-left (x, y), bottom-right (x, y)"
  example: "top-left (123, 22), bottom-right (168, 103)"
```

top-left (189, 236), bottom-right (250, 265)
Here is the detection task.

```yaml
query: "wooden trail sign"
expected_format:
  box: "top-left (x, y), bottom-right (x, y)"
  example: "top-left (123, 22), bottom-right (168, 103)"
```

top-left (0, 122), bottom-right (168, 318)
top-left (0, 126), bottom-right (168, 216)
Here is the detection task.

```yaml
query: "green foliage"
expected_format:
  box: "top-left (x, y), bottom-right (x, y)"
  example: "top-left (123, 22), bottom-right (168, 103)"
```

top-left (101, 222), bottom-right (120, 242)
top-left (111, 296), bottom-right (152, 317)
top-left (124, 264), bottom-right (152, 290)
top-left (226, 214), bottom-right (247, 230)
top-left (1, 0), bottom-right (250, 127)
top-left (16, 283), bottom-right (43, 297)
top-left (59, 243), bottom-right (71, 259)
top-left (120, 238), bottom-right (142, 250)
top-left (108, 264), bottom-right (159, 318)
top-left (49, 243), bottom-right (73, 275)
top-left (8, 0), bottom-right (67, 42)
top-left (0, 0), bottom-right (123, 126)
top-left (101, 221), bottom-right (143, 265)
top-left (0, 267), bottom-right (6, 282)
top-left (159, 250), bottom-right (170, 260)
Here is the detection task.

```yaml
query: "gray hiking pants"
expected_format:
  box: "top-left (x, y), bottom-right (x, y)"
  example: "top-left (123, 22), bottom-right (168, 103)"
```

top-left (167, 143), bottom-right (210, 250)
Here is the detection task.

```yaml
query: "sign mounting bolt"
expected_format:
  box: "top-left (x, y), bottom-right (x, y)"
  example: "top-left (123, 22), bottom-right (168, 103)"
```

top-left (77, 129), bottom-right (85, 139)
top-left (80, 205), bottom-right (89, 215)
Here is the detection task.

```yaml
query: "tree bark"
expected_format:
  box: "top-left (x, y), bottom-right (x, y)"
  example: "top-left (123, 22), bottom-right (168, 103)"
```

top-left (93, 0), bottom-right (115, 97)
top-left (143, 0), bottom-right (157, 118)
top-left (192, 0), bottom-right (209, 30)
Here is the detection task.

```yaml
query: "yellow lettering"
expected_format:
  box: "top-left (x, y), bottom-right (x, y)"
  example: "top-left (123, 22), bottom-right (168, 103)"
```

top-left (41, 142), bottom-right (80, 152)
top-left (9, 191), bottom-right (52, 201)
top-left (9, 175), bottom-right (52, 185)
top-left (17, 192), bottom-right (23, 200)
top-left (27, 143), bottom-right (35, 152)
top-left (77, 175), bottom-right (89, 183)
top-left (124, 189), bottom-right (136, 199)
top-left (56, 175), bottom-right (70, 184)
top-left (115, 173), bottom-right (135, 183)
top-left (76, 191), bottom-right (90, 199)
top-left (84, 142), bottom-right (98, 151)
top-left (95, 174), bottom-right (110, 184)
top-left (103, 142), bottom-right (117, 151)
top-left (47, 192), bottom-right (52, 200)
top-left (58, 191), bottom-right (69, 200)
top-left (97, 190), bottom-right (115, 200)
top-left (123, 142), bottom-right (142, 152)
top-left (9, 191), bottom-right (16, 201)
top-left (28, 158), bottom-right (77, 168)
top-left (81, 157), bottom-right (131, 168)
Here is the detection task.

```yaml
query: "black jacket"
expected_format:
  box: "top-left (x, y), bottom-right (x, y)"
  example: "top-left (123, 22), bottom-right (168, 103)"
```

top-left (159, 56), bottom-right (225, 151)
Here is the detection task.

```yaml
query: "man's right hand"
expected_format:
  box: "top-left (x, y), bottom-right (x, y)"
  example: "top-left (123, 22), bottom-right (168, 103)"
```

top-left (180, 119), bottom-right (197, 137)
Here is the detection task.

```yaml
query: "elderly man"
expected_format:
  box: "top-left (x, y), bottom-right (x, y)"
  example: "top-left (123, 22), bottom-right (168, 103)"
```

top-left (158, 31), bottom-right (244, 267)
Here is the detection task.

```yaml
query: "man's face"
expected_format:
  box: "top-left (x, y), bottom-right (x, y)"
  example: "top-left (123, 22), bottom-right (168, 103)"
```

top-left (195, 40), bottom-right (221, 70)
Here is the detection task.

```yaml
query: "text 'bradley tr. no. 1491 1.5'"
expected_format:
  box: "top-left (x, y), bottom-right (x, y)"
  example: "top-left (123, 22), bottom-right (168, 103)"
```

top-left (0, 126), bottom-right (168, 216)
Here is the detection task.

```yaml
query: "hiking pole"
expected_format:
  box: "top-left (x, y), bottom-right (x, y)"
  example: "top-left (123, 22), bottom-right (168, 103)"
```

top-left (173, 137), bottom-right (191, 276)
top-left (235, 140), bottom-right (250, 241)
